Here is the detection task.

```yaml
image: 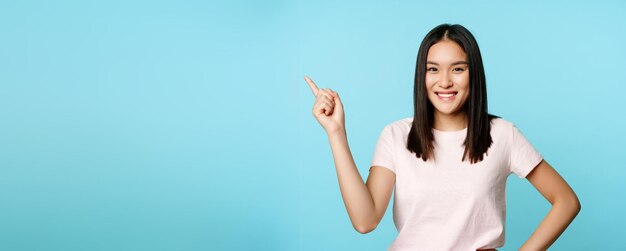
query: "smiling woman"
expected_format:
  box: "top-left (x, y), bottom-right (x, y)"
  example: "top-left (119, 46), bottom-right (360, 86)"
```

top-left (305, 23), bottom-right (580, 251)
top-left (425, 41), bottom-right (470, 117)
top-left (409, 24), bottom-right (494, 165)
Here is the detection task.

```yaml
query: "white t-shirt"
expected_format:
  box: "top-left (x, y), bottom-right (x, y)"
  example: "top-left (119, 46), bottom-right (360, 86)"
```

top-left (370, 117), bottom-right (543, 251)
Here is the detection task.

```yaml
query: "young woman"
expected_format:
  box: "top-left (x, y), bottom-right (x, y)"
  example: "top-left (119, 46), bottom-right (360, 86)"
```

top-left (304, 24), bottom-right (580, 251)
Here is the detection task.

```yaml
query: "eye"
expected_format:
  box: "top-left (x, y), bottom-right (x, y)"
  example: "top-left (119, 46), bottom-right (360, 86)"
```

top-left (452, 67), bottom-right (466, 72)
top-left (427, 67), bottom-right (438, 72)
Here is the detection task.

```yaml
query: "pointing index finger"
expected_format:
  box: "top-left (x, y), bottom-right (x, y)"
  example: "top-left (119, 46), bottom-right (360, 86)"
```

top-left (304, 76), bottom-right (319, 96)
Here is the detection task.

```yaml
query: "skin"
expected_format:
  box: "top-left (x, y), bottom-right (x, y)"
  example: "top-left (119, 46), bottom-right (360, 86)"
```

top-left (304, 39), bottom-right (580, 251)
top-left (425, 39), bottom-right (470, 131)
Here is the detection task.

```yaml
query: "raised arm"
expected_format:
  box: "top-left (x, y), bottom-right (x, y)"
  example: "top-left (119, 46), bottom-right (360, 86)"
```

top-left (327, 130), bottom-right (396, 233)
top-left (305, 76), bottom-right (396, 233)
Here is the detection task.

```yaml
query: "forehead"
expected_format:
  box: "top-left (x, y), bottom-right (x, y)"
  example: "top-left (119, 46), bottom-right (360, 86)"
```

top-left (426, 40), bottom-right (467, 62)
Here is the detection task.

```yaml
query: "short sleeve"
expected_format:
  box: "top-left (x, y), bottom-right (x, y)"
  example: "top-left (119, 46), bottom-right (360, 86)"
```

top-left (509, 124), bottom-right (543, 179)
top-left (370, 125), bottom-right (396, 174)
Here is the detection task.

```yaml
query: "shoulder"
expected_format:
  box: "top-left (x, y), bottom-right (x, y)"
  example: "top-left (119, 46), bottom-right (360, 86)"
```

top-left (489, 116), bottom-right (514, 130)
top-left (374, 117), bottom-right (413, 138)
top-left (383, 116), bottom-right (413, 132)
top-left (489, 115), bottom-right (522, 139)
top-left (378, 116), bottom-right (520, 135)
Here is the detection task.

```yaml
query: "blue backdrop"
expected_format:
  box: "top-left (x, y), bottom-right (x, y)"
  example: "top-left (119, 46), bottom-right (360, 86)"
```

top-left (1, 0), bottom-right (624, 250)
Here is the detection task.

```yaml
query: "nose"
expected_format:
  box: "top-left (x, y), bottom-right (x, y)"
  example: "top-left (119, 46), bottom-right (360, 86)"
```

top-left (437, 72), bottom-right (453, 89)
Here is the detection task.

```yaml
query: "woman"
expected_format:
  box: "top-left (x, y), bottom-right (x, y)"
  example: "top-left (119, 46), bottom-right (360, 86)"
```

top-left (304, 24), bottom-right (580, 251)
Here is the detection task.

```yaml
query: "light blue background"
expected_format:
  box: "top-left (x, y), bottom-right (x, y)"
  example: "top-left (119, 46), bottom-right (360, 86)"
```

top-left (1, 0), bottom-right (624, 250)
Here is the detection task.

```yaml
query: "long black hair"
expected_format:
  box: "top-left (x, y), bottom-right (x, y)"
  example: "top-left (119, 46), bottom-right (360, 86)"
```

top-left (407, 23), bottom-right (497, 164)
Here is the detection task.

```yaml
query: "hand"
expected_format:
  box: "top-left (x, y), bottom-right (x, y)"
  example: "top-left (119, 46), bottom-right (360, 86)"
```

top-left (304, 76), bottom-right (345, 134)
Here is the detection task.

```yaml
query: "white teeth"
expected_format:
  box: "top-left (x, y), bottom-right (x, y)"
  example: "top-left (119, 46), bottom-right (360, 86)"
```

top-left (437, 93), bottom-right (456, 98)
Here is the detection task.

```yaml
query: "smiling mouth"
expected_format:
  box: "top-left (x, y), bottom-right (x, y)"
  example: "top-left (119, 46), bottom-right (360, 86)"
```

top-left (436, 92), bottom-right (458, 98)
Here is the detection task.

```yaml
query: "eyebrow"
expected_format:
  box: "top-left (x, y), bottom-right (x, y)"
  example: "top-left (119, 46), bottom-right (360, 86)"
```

top-left (426, 61), bottom-right (468, 66)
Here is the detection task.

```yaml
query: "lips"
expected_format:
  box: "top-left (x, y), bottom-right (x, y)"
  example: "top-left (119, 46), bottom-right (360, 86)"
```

top-left (436, 92), bottom-right (458, 98)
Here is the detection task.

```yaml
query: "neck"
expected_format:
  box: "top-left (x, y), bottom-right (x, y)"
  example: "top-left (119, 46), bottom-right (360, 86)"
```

top-left (433, 111), bottom-right (468, 131)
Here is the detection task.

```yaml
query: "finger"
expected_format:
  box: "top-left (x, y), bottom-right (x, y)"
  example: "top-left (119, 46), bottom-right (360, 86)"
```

top-left (314, 102), bottom-right (332, 117)
top-left (325, 89), bottom-right (340, 102)
top-left (319, 101), bottom-right (334, 115)
top-left (317, 91), bottom-right (335, 104)
top-left (321, 100), bottom-right (334, 109)
top-left (318, 89), bottom-right (335, 103)
top-left (304, 76), bottom-right (319, 96)
top-left (327, 89), bottom-right (339, 99)
top-left (324, 103), bottom-right (333, 116)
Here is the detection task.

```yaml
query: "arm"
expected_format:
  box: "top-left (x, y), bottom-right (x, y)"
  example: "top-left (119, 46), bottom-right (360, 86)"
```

top-left (304, 76), bottom-right (395, 234)
top-left (327, 129), bottom-right (396, 234)
top-left (519, 160), bottom-right (581, 251)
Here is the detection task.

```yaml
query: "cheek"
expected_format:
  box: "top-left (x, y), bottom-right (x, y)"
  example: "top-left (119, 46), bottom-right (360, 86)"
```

top-left (453, 74), bottom-right (470, 91)
top-left (425, 75), bottom-right (436, 90)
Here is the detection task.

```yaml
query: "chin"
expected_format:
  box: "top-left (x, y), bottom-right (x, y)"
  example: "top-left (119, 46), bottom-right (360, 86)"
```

top-left (433, 106), bottom-right (462, 115)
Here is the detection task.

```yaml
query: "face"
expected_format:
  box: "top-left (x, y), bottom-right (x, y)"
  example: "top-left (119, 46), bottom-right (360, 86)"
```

top-left (425, 39), bottom-right (470, 116)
